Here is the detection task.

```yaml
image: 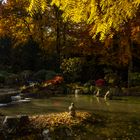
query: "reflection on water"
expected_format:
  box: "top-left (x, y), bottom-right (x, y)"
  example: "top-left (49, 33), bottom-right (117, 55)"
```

top-left (1, 95), bottom-right (140, 139)
top-left (0, 95), bottom-right (140, 115)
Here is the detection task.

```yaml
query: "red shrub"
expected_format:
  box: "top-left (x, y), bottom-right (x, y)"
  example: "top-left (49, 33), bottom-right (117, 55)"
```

top-left (43, 76), bottom-right (64, 86)
top-left (95, 79), bottom-right (105, 87)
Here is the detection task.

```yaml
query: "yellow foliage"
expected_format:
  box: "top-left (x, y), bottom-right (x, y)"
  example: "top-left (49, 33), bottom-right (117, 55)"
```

top-left (50, 0), bottom-right (140, 40)
top-left (30, 111), bottom-right (92, 129)
top-left (28, 0), bottom-right (47, 14)
top-left (0, 0), bottom-right (49, 47)
top-left (26, 0), bottom-right (140, 40)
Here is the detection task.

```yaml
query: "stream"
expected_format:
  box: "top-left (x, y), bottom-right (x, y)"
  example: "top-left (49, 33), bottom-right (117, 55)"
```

top-left (0, 95), bottom-right (140, 139)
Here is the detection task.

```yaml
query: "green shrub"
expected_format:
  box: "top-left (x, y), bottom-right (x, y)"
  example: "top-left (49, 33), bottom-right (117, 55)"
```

top-left (18, 70), bottom-right (33, 84)
top-left (0, 71), bottom-right (10, 84)
top-left (19, 70), bottom-right (33, 79)
top-left (0, 75), bottom-right (5, 83)
top-left (33, 69), bottom-right (57, 82)
top-left (33, 69), bottom-right (48, 81)
top-left (129, 72), bottom-right (140, 86)
top-left (45, 70), bottom-right (57, 80)
top-left (5, 73), bottom-right (19, 85)
top-left (60, 57), bottom-right (84, 82)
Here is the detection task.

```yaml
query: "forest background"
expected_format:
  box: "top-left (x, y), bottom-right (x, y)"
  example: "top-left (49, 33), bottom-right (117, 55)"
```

top-left (0, 0), bottom-right (140, 88)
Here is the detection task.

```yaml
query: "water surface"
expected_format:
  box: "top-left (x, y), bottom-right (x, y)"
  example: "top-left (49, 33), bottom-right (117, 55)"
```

top-left (0, 95), bottom-right (140, 115)
top-left (1, 95), bottom-right (140, 139)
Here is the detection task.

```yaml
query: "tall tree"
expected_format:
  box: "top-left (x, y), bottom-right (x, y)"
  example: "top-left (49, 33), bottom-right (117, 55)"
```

top-left (50, 0), bottom-right (140, 89)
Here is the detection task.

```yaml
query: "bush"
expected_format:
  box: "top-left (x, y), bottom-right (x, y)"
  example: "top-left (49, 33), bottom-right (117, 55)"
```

top-left (5, 73), bottom-right (19, 85)
top-left (45, 70), bottom-right (57, 80)
top-left (60, 57), bottom-right (84, 82)
top-left (129, 72), bottom-right (140, 86)
top-left (33, 70), bottom-right (57, 82)
top-left (18, 70), bottom-right (33, 84)
top-left (42, 76), bottom-right (64, 87)
top-left (0, 75), bottom-right (5, 83)
top-left (33, 69), bottom-right (47, 82)
top-left (0, 71), bottom-right (10, 84)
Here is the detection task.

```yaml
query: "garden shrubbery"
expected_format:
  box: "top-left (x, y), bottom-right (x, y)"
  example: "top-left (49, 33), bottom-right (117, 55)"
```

top-left (60, 57), bottom-right (84, 82)
top-left (0, 112), bottom-right (98, 140)
top-left (129, 72), bottom-right (140, 86)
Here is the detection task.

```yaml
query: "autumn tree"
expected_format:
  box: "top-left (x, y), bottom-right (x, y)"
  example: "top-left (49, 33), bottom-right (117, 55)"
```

top-left (0, 0), bottom-right (70, 71)
top-left (0, 0), bottom-right (31, 45)
top-left (33, 0), bottom-right (140, 86)
top-left (2, 0), bottom-right (140, 83)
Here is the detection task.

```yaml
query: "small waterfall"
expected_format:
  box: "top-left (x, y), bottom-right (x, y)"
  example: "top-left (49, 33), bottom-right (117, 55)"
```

top-left (11, 95), bottom-right (22, 101)
top-left (0, 94), bottom-right (31, 107)
top-left (10, 95), bottom-right (31, 104)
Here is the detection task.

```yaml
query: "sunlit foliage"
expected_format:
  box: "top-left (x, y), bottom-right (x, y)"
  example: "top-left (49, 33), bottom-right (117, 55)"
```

top-left (1, 0), bottom-right (57, 55)
top-left (27, 0), bottom-right (140, 40)
top-left (0, 0), bottom-right (34, 46)
top-left (29, 0), bottom-right (48, 15)
top-left (30, 111), bottom-right (92, 128)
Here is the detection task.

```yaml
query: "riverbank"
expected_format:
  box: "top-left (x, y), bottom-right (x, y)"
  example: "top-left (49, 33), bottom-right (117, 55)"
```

top-left (1, 109), bottom-right (140, 140)
top-left (0, 88), bottom-right (20, 103)
top-left (0, 111), bottom-right (99, 140)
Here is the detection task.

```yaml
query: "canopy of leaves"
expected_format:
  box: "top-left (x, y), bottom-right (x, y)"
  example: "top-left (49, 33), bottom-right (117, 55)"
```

top-left (52, 0), bottom-right (140, 40)
top-left (0, 0), bottom-right (34, 46)
top-left (28, 0), bottom-right (140, 40)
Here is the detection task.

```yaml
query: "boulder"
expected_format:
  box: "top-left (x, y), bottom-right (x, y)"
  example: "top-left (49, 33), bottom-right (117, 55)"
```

top-left (2, 115), bottom-right (29, 135)
top-left (11, 95), bottom-right (22, 101)
top-left (42, 129), bottom-right (51, 140)
top-left (104, 90), bottom-right (112, 100)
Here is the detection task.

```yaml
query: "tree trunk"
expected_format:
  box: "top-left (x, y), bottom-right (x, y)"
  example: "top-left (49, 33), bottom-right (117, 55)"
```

top-left (55, 6), bottom-right (61, 66)
top-left (127, 40), bottom-right (133, 95)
